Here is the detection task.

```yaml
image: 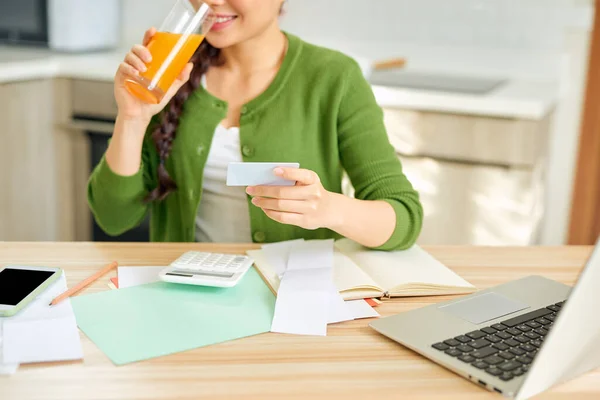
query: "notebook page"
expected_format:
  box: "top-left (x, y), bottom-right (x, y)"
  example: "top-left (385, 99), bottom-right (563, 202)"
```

top-left (332, 252), bottom-right (381, 294)
top-left (335, 239), bottom-right (475, 294)
top-left (247, 249), bottom-right (281, 293)
top-left (247, 249), bottom-right (382, 296)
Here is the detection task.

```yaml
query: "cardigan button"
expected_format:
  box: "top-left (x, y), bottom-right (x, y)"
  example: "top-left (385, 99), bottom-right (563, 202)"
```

top-left (242, 145), bottom-right (254, 157)
top-left (253, 231), bottom-right (266, 243)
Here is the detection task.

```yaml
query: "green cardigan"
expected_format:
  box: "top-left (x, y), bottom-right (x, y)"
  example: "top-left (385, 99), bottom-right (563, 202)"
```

top-left (88, 32), bottom-right (423, 250)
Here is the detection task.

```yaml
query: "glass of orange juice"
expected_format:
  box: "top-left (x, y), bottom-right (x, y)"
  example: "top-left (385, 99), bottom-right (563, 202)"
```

top-left (125, 0), bottom-right (213, 104)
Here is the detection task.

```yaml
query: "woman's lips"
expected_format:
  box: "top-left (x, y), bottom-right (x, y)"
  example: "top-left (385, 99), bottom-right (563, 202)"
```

top-left (210, 14), bottom-right (238, 32)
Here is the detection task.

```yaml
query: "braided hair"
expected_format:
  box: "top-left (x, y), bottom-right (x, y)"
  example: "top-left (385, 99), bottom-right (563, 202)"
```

top-left (145, 41), bottom-right (222, 202)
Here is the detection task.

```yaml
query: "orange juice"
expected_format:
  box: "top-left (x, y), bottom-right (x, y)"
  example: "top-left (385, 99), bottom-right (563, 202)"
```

top-left (125, 32), bottom-right (204, 104)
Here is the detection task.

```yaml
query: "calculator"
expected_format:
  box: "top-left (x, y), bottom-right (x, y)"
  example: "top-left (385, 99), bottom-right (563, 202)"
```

top-left (158, 251), bottom-right (254, 288)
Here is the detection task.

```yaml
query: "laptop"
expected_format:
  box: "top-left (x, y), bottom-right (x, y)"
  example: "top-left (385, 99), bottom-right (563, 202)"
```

top-left (369, 238), bottom-right (600, 399)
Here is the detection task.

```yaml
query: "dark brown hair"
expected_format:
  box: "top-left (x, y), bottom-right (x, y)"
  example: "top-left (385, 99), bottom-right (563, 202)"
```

top-left (145, 41), bottom-right (222, 202)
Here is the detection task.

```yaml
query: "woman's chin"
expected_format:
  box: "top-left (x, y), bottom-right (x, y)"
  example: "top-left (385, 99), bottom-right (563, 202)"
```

top-left (205, 34), bottom-right (237, 50)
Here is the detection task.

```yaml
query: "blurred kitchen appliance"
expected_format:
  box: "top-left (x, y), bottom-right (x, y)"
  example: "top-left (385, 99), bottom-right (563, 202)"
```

top-left (0, 0), bottom-right (119, 52)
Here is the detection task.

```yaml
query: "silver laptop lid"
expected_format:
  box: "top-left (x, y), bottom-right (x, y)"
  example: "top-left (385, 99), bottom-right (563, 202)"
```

top-left (516, 237), bottom-right (600, 399)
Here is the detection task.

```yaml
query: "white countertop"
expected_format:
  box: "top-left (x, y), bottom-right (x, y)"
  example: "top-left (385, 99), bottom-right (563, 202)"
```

top-left (0, 45), bottom-right (558, 120)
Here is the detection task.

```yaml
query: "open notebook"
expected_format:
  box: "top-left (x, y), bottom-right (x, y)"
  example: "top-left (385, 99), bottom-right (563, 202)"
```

top-left (247, 239), bottom-right (476, 300)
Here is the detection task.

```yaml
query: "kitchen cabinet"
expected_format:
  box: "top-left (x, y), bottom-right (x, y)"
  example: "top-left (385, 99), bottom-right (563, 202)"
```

top-left (0, 78), bottom-right (83, 241)
top-left (384, 108), bottom-right (552, 245)
top-left (69, 79), bottom-right (150, 242)
top-left (342, 108), bottom-right (552, 245)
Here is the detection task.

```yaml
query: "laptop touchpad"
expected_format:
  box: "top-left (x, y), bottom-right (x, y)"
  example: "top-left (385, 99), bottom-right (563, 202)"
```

top-left (438, 292), bottom-right (529, 325)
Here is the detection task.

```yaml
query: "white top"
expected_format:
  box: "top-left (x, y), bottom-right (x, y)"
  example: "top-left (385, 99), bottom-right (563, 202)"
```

top-left (195, 73), bottom-right (252, 243)
top-left (194, 123), bottom-right (252, 243)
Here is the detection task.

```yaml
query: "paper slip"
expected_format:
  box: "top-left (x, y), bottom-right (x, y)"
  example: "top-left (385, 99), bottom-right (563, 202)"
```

top-left (270, 240), bottom-right (334, 336)
top-left (287, 239), bottom-right (334, 272)
top-left (262, 239), bottom-right (378, 327)
top-left (1, 273), bottom-right (83, 365)
top-left (327, 284), bottom-right (355, 324)
top-left (117, 266), bottom-right (164, 289)
top-left (0, 363), bottom-right (18, 375)
top-left (261, 239), bottom-right (303, 278)
top-left (346, 299), bottom-right (381, 319)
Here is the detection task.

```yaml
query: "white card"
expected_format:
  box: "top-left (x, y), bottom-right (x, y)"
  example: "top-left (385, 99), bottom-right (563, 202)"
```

top-left (226, 162), bottom-right (299, 186)
top-left (117, 266), bottom-right (164, 289)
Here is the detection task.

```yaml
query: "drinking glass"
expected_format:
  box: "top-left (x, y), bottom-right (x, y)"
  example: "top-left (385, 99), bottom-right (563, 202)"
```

top-left (125, 0), bottom-right (213, 104)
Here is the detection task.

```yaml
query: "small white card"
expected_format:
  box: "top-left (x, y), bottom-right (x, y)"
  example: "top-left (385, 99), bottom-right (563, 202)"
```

top-left (226, 162), bottom-right (299, 186)
top-left (117, 266), bottom-right (164, 289)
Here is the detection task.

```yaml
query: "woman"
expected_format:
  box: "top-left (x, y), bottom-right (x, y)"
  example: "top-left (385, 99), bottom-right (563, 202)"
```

top-left (88, 0), bottom-right (423, 250)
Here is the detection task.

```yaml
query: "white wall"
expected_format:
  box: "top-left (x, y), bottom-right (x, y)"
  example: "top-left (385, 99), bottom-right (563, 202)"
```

top-left (282, 0), bottom-right (565, 52)
top-left (122, 0), bottom-right (579, 52)
top-left (121, 0), bottom-right (174, 47)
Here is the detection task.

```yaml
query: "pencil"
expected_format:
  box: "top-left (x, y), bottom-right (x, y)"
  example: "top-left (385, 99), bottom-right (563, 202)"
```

top-left (49, 261), bottom-right (118, 306)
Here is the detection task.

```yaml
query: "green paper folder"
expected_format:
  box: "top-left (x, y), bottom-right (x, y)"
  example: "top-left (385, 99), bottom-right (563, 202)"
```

top-left (71, 268), bottom-right (275, 365)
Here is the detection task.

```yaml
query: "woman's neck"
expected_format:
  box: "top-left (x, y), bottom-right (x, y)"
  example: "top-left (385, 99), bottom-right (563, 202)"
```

top-left (219, 24), bottom-right (287, 76)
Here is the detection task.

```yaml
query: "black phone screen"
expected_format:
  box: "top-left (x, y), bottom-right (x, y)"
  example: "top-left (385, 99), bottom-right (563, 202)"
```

top-left (0, 268), bottom-right (55, 306)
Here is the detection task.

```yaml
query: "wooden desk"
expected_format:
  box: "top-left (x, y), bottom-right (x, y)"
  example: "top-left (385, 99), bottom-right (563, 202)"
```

top-left (1, 243), bottom-right (599, 400)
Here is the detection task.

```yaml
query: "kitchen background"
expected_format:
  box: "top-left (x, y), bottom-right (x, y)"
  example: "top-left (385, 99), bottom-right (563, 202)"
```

top-left (0, 0), bottom-right (596, 246)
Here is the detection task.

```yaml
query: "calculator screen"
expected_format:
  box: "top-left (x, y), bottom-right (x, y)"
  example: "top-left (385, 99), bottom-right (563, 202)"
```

top-left (168, 270), bottom-right (234, 278)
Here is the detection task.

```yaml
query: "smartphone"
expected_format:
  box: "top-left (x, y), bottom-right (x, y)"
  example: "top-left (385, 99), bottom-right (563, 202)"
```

top-left (0, 265), bottom-right (62, 317)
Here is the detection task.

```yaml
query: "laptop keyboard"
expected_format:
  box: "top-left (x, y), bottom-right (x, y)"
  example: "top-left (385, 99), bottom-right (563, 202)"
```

top-left (432, 301), bottom-right (564, 382)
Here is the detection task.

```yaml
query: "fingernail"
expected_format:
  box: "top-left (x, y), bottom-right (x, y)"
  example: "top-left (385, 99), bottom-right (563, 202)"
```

top-left (274, 168), bottom-right (284, 176)
top-left (251, 197), bottom-right (259, 205)
top-left (141, 66), bottom-right (147, 72)
top-left (246, 187), bottom-right (254, 195)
